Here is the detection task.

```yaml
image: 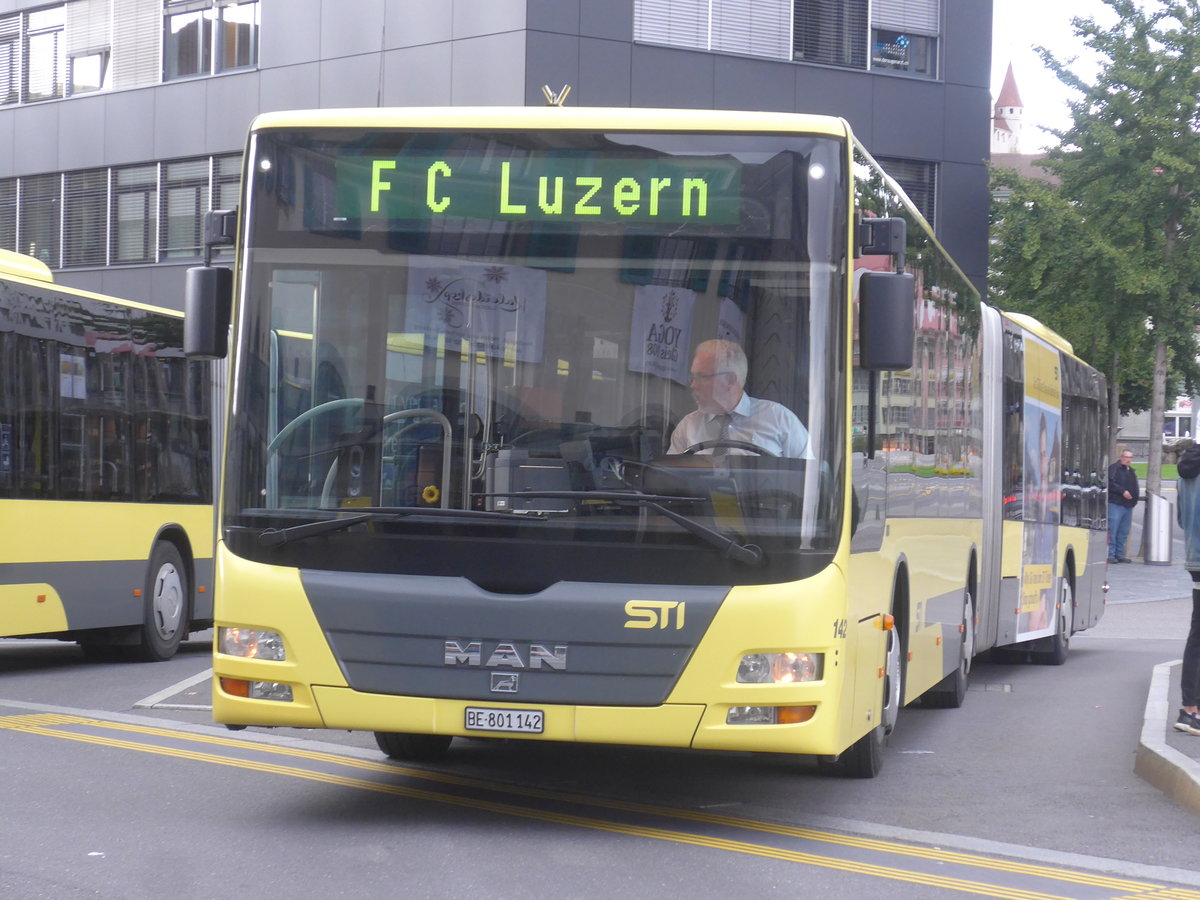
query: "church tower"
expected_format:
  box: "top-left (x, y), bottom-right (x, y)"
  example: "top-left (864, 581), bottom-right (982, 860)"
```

top-left (992, 63), bottom-right (1024, 154)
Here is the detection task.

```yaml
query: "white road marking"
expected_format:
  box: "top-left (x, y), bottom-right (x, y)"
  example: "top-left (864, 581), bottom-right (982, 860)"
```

top-left (132, 667), bottom-right (212, 709)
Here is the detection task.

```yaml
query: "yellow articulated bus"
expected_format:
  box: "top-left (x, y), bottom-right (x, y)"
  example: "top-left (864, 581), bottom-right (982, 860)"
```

top-left (1, 250), bottom-right (216, 660)
top-left (185, 107), bottom-right (1107, 776)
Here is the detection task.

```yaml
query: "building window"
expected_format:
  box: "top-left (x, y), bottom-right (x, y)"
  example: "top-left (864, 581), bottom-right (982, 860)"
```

top-left (163, 5), bottom-right (210, 80)
top-left (68, 48), bottom-right (110, 94)
top-left (24, 6), bottom-right (65, 102)
top-left (0, 16), bottom-right (19, 105)
top-left (63, 169), bottom-right (108, 267)
top-left (871, 29), bottom-right (936, 76)
top-left (20, 174), bottom-right (62, 265)
top-left (793, 0), bottom-right (868, 69)
top-left (878, 157), bottom-right (937, 228)
top-left (0, 178), bottom-right (16, 251)
top-left (870, 0), bottom-right (939, 78)
top-left (633, 1), bottom-right (795, 61)
top-left (9, 154), bottom-right (241, 271)
top-left (161, 158), bottom-right (208, 259)
top-left (634, 0), bottom-right (943, 77)
top-left (217, 1), bottom-right (257, 70)
top-left (112, 165), bottom-right (158, 264)
top-left (163, 0), bottom-right (258, 81)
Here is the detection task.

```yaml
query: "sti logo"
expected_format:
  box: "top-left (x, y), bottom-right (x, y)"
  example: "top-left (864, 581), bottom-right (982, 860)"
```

top-left (624, 600), bottom-right (686, 630)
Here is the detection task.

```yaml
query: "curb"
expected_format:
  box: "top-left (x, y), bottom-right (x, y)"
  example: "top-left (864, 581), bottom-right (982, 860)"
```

top-left (1133, 660), bottom-right (1200, 816)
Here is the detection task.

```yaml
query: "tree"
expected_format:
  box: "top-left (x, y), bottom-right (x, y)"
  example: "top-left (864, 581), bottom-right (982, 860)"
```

top-left (1037, 0), bottom-right (1200, 499)
top-left (989, 167), bottom-right (1162, 441)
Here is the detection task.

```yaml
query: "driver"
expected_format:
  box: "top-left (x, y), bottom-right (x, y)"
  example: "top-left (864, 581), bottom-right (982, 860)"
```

top-left (668, 339), bottom-right (811, 458)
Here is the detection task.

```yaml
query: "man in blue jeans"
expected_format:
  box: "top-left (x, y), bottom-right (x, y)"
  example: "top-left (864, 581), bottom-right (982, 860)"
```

top-left (1107, 449), bottom-right (1138, 562)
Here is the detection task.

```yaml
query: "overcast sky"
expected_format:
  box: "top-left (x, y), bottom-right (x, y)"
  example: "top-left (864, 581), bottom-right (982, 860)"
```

top-left (991, 0), bottom-right (1119, 151)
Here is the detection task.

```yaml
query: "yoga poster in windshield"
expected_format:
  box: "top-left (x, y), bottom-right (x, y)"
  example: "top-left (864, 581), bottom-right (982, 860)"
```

top-left (628, 284), bottom-right (696, 386)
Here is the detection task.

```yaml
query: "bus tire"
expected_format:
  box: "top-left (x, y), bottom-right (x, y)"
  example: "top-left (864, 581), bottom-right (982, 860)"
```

top-left (825, 597), bottom-right (904, 779)
top-left (134, 541), bottom-right (189, 662)
top-left (374, 731), bottom-right (453, 761)
top-left (923, 587), bottom-right (974, 708)
top-left (1042, 576), bottom-right (1074, 666)
top-left (832, 720), bottom-right (884, 779)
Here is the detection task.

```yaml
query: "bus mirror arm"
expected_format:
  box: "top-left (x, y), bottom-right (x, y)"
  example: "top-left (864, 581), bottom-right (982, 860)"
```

top-left (866, 370), bottom-right (878, 460)
top-left (856, 215), bottom-right (906, 272)
top-left (203, 209), bottom-right (238, 267)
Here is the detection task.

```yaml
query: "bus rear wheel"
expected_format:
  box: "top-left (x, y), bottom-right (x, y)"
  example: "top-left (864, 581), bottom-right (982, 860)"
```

top-left (1041, 577), bottom-right (1074, 666)
top-left (133, 541), bottom-right (188, 662)
top-left (374, 732), bottom-right (453, 761)
top-left (923, 588), bottom-right (974, 708)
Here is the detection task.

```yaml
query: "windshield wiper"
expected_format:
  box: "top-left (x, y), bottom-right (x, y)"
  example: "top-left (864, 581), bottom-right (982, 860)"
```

top-left (256, 506), bottom-right (545, 549)
top-left (258, 513), bottom-right (375, 549)
top-left (485, 490), bottom-right (763, 566)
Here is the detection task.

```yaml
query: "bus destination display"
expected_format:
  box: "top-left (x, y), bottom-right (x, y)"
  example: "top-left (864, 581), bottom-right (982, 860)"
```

top-left (336, 152), bottom-right (742, 226)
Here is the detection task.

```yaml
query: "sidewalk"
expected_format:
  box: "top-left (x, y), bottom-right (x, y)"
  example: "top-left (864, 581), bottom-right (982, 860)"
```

top-left (1102, 556), bottom-right (1200, 815)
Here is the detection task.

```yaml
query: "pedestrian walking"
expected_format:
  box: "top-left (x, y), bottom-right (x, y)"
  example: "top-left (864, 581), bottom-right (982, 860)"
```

top-left (1107, 449), bottom-right (1138, 563)
top-left (1172, 445), bottom-right (1200, 735)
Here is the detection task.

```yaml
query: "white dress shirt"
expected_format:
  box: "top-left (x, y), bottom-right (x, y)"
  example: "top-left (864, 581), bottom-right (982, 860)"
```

top-left (668, 393), bottom-right (811, 458)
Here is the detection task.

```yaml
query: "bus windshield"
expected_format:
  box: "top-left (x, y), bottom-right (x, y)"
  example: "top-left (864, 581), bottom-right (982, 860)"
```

top-left (224, 127), bottom-right (848, 588)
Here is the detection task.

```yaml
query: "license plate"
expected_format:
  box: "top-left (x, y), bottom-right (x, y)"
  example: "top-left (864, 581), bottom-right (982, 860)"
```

top-left (464, 707), bottom-right (544, 734)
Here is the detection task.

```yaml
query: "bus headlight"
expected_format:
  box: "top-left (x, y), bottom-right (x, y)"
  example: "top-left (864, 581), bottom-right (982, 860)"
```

top-left (737, 652), bottom-right (823, 683)
top-left (219, 678), bottom-right (294, 702)
top-left (726, 705), bottom-right (816, 725)
top-left (219, 627), bottom-right (286, 661)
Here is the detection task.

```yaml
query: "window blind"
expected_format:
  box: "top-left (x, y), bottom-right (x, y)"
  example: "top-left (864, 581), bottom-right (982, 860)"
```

top-left (793, 0), bottom-right (868, 69)
top-left (0, 178), bottom-right (16, 252)
top-left (66, 0), bottom-right (112, 55)
top-left (63, 169), bottom-right (109, 267)
top-left (711, 0), bottom-right (790, 60)
top-left (878, 157), bottom-right (937, 227)
top-left (634, 0), bottom-right (708, 51)
top-left (112, 0), bottom-right (161, 89)
top-left (19, 174), bottom-right (62, 267)
top-left (871, 0), bottom-right (940, 34)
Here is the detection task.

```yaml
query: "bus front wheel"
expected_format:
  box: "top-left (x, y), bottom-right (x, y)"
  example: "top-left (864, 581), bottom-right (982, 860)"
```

top-left (134, 541), bottom-right (188, 662)
top-left (822, 602), bottom-right (903, 778)
top-left (374, 732), bottom-right (453, 761)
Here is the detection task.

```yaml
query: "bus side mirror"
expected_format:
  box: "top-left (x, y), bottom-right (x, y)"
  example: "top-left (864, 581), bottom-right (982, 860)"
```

top-left (184, 265), bottom-right (232, 359)
top-left (859, 271), bottom-right (914, 370)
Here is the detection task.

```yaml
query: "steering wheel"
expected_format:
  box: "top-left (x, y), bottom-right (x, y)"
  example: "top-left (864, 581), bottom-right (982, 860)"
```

top-left (265, 398), bottom-right (366, 508)
top-left (266, 398), bottom-right (365, 456)
top-left (682, 439), bottom-right (777, 456)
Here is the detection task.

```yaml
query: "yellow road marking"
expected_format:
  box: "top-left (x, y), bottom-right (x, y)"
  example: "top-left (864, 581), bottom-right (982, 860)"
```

top-left (3, 714), bottom-right (1196, 899)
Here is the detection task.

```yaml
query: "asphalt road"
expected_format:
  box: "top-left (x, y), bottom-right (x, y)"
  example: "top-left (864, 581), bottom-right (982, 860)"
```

top-left (2, 590), bottom-right (1199, 900)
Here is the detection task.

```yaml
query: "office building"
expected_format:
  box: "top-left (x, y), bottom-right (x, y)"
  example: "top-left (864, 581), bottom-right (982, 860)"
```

top-left (0, 0), bottom-right (992, 308)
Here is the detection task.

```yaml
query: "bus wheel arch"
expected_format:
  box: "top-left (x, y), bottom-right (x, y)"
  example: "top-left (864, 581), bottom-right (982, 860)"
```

top-left (1044, 554), bottom-right (1075, 666)
top-left (881, 565), bottom-right (908, 734)
top-left (923, 552), bottom-right (977, 709)
top-left (823, 564), bottom-right (908, 778)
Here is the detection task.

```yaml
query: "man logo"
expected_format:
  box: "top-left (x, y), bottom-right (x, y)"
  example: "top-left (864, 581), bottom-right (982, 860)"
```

top-left (491, 672), bottom-right (520, 693)
top-left (443, 640), bottom-right (568, 670)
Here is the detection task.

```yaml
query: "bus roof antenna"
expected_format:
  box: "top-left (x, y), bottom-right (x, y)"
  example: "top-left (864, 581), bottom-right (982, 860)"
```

top-left (542, 84), bottom-right (572, 106)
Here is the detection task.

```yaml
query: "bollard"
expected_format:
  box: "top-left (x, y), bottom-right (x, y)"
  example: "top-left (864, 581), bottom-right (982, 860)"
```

top-left (1143, 490), bottom-right (1174, 566)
